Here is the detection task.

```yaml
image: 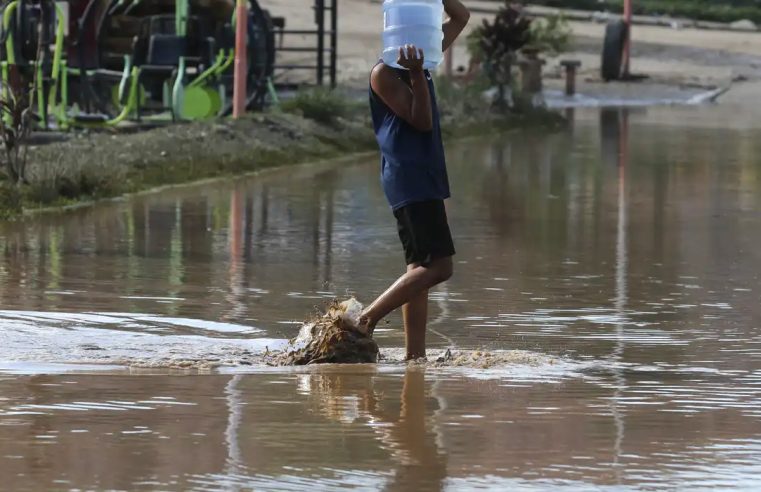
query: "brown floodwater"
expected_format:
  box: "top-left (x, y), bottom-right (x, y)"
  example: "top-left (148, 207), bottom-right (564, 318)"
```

top-left (1, 106), bottom-right (760, 490)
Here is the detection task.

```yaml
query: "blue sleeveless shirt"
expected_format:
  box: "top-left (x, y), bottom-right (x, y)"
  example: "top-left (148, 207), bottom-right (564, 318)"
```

top-left (369, 65), bottom-right (450, 211)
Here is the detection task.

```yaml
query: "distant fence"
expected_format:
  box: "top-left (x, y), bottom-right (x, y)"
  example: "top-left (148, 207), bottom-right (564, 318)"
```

top-left (271, 0), bottom-right (338, 89)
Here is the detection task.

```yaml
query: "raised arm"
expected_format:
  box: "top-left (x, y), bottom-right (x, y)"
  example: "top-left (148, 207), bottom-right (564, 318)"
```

top-left (442, 0), bottom-right (471, 52)
top-left (371, 46), bottom-right (433, 132)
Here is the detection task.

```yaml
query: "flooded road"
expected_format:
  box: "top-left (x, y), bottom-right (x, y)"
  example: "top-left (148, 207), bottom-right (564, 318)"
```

top-left (1, 106), bottom-right (760, 490)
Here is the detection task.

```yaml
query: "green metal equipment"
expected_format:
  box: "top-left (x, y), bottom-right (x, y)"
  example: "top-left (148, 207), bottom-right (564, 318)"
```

top-left (0, 0), bottom-right (278, 129)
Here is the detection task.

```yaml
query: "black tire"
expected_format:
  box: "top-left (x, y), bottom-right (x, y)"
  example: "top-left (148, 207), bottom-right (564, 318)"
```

top-left (247, 6), bottom-right (276, 81)
top-left (601, 20), bottom-right (628, 82)
top-left (245, 2), bottom-right (276, 111)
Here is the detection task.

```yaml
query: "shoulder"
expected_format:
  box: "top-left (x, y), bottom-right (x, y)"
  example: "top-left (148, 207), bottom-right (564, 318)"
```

top-left (371, 63), bottom-right (397, 83)
top-left (370, 64), bottom-right (393, 95)
top-left (371, 64), bottom-right (408, 94)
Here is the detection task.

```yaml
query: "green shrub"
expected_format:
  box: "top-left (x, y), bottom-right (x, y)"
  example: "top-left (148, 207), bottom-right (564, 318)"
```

top-left (468, 9), bottom-right (571, 58)
top-left (435, 73), bottom-right (492, 116)
top-left (280, 88), bottom-right (360, 126)
top-left (528, 14), bottom-right (572, 55)
top-left (466, 25), bottom-right (485, 59)
top-left (0, 181), bottom-right (22, 219)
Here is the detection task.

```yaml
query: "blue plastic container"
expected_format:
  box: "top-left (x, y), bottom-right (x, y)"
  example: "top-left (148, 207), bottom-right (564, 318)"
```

top-left (382, 0), bottom-right (444, 70)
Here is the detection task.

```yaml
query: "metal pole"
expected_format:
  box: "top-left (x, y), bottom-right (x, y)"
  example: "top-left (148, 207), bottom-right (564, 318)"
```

top-left (316, 0), bottom-right (325, 85)
top-left (232, 0), bottom-right (248, 118)
top-left (565, 66), bottom-right (576, 95)
top-left (329, 0), bottom-right (337, 88)
top-left (561, 60), bottom-right (581, 96)
top-left (175, 0), bottom-right (188, 36)
top-left (622, 0), bottom-right (632, 76)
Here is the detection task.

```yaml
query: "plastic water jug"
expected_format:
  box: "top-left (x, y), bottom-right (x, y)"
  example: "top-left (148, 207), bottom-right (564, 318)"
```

top-left (382, 0), bottom-right (444, 70)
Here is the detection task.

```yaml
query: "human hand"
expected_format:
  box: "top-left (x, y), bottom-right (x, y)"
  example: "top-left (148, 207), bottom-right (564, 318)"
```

top-left (397, 44), bottom-right (425, 72)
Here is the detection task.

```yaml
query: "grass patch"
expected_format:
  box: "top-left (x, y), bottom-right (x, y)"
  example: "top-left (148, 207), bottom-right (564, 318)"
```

top-left (24, 155), bottom-right (128, 206)
top-left (435, 73), bottom-right (493, 116)
top-left (0, 182), bottom-right (22, 220)
top-left (281, 87), bottom-right (363, 126)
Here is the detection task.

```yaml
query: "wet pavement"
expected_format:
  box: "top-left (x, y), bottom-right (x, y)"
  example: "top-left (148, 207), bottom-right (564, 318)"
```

top-left (1, 106), bottom-right (760, 490)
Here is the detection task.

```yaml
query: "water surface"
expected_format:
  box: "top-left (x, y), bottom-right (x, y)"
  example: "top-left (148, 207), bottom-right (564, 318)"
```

top-left (1, 106), bottom-right (760, 490)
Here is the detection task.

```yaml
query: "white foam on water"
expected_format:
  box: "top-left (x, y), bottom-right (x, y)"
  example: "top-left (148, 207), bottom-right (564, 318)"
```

top-left (0, 310), bottom-right (588, 381)
top-left (543, 87), bottom-right (727, 110)
top-left (128, 315), bottom-right (262, 334)
top-left (0, 362), bottom-right (126, 375)
top-left (0, 310), bottom-right (262, 334)
top-left (0, 310), bottom-right (286, 372)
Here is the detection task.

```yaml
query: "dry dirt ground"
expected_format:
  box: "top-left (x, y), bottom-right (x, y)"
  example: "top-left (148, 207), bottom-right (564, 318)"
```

top-left (264, 0), bottom-right (761, 109)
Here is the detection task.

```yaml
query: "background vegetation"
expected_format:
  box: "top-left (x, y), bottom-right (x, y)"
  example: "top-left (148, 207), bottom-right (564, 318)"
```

top-left (526, 0), bottom-right (761, 25)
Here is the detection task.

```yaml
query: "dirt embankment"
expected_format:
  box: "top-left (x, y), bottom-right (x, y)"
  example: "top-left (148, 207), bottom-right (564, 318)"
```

top-left (6, 112), bottom-right (371, 218)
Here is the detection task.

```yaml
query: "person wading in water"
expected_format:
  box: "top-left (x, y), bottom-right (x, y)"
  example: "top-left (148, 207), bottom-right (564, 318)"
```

top-left (357, 0), bottom-right (470, 360)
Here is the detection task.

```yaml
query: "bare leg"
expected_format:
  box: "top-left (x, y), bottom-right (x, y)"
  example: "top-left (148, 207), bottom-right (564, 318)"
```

top-left (360, 256), bottom-right (452, 333)
top-left (403, 283), bottom-right (429, 360)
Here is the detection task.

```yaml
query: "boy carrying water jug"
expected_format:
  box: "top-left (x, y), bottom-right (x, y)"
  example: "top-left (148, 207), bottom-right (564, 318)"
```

top-left (357, 0), bottom-right (470, 360)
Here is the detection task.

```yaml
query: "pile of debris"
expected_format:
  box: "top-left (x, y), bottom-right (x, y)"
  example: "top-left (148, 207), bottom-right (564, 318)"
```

top-left (277, 299), bottom-right (379, 365)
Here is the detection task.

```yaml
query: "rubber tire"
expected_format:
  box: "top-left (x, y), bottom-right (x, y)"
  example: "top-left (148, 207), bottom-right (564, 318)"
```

top-left (601, 20), bottom-right (629, 82)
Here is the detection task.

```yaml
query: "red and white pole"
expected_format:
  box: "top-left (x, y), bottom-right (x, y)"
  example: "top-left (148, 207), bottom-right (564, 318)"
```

top-left (622, 0), bottom-right (632, 76)
top-left (232, 0), bottom-right (248, 118)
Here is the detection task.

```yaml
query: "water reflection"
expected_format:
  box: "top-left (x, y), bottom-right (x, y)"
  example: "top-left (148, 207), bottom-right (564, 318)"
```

top-left (226, 189), bottom-right (246, 322)
top-left (224, 375), bottom-right (244, 480)
top-left (2, 368), bottom-right (761, 490)
top-left (601, 108), bottom-right (631, 476)
top-left (295, 368), bottom-right (447, 491)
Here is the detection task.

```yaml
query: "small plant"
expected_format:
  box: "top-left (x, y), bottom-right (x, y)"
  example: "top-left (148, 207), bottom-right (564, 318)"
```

top-left (0, 4), bottom-right (47, 190)
top-left (0, 71), bottom-right (34, 186)
top-left (528, 14), bottom-right (572, 55)
top-left (471, 2), bottom-right (533, 109)
top-left (280, 88), bottom-right (360, 126)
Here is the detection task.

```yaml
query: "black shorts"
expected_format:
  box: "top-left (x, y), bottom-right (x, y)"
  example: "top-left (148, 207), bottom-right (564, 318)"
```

top-left (393, 200), bottom-right (456, 266)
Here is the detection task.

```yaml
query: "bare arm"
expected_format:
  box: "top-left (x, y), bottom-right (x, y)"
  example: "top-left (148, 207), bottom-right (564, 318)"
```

top-left (371, 46), bottom-right (433, 132)
top-left (443, 0), bottom-right (471, 52)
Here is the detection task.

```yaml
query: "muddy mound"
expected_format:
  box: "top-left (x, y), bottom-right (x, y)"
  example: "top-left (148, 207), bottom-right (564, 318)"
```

top-left (277, 299), bottom-right (379, 365)
top-left (428, 349), bottom-right (554, 369)
top-left (379, 348), bottom-right (557, 369)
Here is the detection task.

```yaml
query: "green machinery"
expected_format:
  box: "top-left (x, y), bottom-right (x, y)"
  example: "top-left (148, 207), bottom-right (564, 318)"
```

top-left (0, 0), bottom-right (277, 129)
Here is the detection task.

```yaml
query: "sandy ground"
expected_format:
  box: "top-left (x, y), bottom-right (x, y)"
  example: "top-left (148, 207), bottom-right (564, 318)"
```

top-left (263, 0), bottom-right (761, 108)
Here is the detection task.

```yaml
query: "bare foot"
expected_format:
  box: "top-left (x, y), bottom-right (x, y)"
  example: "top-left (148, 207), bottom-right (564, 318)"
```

top-left (355, 313), bottom-right (376, 337)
